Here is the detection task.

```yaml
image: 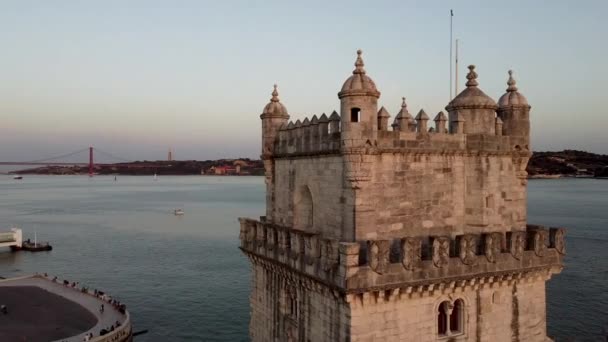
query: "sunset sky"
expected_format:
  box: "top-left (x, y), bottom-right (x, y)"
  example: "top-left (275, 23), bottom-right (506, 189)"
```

top-left (1, 0), bottom-right (606, 161)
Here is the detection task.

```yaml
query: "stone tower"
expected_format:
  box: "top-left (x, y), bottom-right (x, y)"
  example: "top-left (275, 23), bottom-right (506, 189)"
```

top-left (239, 51), bottom-right (565, 342)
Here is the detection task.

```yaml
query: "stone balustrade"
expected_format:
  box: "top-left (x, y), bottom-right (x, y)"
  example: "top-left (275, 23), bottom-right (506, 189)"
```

top-left (239, 218), bottom-right (565, 293)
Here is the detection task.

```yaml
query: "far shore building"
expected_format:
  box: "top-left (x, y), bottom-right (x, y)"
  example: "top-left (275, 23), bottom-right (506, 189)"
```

top-left (239, 50), bottom-right (565, 341)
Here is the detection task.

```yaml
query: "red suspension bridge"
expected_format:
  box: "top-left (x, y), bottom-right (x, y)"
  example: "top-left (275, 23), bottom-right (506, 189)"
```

top-left (0, 147), bottom-right (133, 177)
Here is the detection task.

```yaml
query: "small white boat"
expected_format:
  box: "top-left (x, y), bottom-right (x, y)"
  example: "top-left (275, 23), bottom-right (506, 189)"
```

top-left (13, 175), bottom-right (23, 180)
top-left (154, 173), bottom-right (158, 181)
top-left (173, 208), bottom-right (184, 215)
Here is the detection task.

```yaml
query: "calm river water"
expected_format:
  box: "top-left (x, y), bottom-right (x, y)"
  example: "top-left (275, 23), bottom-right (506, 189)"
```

top-left (0, 176), bottom-right (606, 341)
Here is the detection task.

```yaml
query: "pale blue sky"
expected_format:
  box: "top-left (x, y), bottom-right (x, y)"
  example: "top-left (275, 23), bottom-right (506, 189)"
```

top-left (0, 0), bottom-right (606, 161)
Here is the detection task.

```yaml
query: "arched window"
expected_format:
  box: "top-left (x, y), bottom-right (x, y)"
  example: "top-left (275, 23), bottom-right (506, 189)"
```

top-left (450, 299), bottom-right (464, 334)
top-left (437, 301), bottom-right (448, 336)
top-left (351, 108), bottom-right (361, 122)
top-left (437, 299), bottom-right (465, 338)
top-left (294, 186), bottom-right (313, 230)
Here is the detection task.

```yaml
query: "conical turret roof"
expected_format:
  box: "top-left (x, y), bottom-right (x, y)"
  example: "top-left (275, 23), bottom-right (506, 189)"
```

top-left (447, 65), bottom-right (497, 110)
top-left (338, 50), bottom-right (380, 99)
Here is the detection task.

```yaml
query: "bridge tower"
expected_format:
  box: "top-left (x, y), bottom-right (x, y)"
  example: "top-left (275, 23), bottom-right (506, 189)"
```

top-left (89, 147), bottom-right (94, 177)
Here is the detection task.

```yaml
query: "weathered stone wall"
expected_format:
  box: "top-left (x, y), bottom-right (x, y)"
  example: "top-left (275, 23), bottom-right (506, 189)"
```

top-left (347, 275), bottom-right (550, 342)
top-left (352, 151), bottom-right (527, 240)
top-left (272, 156), bottom-right (345, 239)
top-left (247, 262), bottom-right (350, 342)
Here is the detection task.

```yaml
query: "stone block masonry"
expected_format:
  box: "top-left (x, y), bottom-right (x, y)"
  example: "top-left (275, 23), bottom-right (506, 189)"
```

top-left (241, 50), bottom-right (561, 342)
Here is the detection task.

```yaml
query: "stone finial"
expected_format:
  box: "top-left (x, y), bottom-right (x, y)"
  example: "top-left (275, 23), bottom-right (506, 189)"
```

top-left (400, 97), bottom-right (408, 112)
top-left (287, 121), bottom-right (295, 130)
top-left (465, 65), bottom-right (479, 87)
top-left (377, 106), bottom-right (390, 131)
top-left (319, 113), bottom-right (329, 123)
top-left (310, 115), bottom-right (319, 125)
top-left (415, 109), bottom-right (429, 121)
top-left (377, 106), bottom-right (390, 118)
top-left (329, 110), bottom-right (340, 133)
top-left (329, 110), bottom-right (340, 121)
top-left (434, 111), bottom-right (447, 122)
top-left (271, 83), bottom-right (280, 102)
top-left (506, 70), bottom-right (518, 92)
top-left (302, 118), bottom-right (310, 126)
top-left (353, 49), bottom-right (366, 75)
top-left (415, 109), bottom-right (429, 133)
top-left (434, 111), bottom-right (448, 133)
top-left (294, 119), bottom-right (302, 128)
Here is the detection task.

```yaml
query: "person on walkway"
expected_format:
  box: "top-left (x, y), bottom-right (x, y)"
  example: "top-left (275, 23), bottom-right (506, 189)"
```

top-left (100, 303), bottom-right (104, 313)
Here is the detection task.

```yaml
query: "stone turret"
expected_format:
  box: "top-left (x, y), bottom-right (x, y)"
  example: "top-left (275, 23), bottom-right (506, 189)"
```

top-left (338, 50), bottom-right (381, 149)
top-left (260, 84), bottom-right (289, 158)
top-left (260, 84), bottom-right (289, 218)
top-left (446, 65), bottom-right (497, 134)
top-left (498, 70), bottom-right (531, 148)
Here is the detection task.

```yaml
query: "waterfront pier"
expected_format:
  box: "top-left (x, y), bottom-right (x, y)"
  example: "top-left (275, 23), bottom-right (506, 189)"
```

top-left (0, 228), bottom-right (22, 249)
top-left (0, 275), bottom-right (132, 342)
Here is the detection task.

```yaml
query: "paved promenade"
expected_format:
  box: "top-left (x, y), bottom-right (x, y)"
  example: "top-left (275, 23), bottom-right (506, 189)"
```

top-left (0, 275), bottom-right (128, 342)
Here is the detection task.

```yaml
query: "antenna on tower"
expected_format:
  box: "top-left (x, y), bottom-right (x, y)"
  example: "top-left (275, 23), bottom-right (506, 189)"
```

top-left (455, 39), bottom-right (459, 96)
top-left (450, 9), bottom-right (454, 100)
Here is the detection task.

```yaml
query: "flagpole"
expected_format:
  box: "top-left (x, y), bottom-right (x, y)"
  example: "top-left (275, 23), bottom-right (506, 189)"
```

top-left (450, 9), bottom-right (453, 101)
top-left (455, 39), bottom-right (459, 96)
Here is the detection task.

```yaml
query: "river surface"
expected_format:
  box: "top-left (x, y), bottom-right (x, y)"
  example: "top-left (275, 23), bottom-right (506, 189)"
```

top-left (0, 176), bottom-right (606, 341)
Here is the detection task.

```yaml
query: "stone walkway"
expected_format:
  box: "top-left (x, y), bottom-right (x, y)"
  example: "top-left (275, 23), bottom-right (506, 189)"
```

top-left (0, 275), bottom-right (127, 342)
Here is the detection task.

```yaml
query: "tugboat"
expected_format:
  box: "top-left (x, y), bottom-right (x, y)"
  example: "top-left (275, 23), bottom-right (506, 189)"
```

top-left (13, 175), bottom-right (23, 180)
top-left (173, 208), bottom-right (184, 216)
top-left (13, 231), bottom-right (52, 252)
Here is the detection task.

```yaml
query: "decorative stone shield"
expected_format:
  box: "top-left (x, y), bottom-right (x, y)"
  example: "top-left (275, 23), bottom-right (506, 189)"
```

top-left (323, 240), bottom-right (339, 271)
top-left (551, 228), bottom-right (566, 255)
top-left (290, 233), bottom-right (303, 260)
top-left (266, 226), bottom-right (276, 251)
top-left (484, 232), bottom-right (502, 263)
top-left (509, 231), bottom-right (526, 260)
top-left (458, 234), bottom-right (477, 265)
top-left (304, 236), bottom-right (320, 265)
top-left (246, 223), bottom-right (256, 243)
top-left (368, 240), bottom-right (390, 274)
top-left (278, 230), bottom-right (289, 254)
top-left (432, 237), bottom-right (450, 268)
top-left (533, 229), bottom-right (548, 257)
top-left (401, 237), bottom-right (421, 271)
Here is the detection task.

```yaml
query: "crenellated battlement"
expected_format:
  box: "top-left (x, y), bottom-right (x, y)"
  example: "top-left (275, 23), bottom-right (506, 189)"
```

top-left (275, 112), bottom-right (341, 156)
top-left (273, 109), bottom-right (529, 158)
top-left (239, 218), bottom-right (564, 293)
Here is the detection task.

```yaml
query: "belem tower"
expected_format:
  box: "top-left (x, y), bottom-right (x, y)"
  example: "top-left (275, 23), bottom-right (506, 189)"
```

top-left (239, 50), bottom-right (565, 342)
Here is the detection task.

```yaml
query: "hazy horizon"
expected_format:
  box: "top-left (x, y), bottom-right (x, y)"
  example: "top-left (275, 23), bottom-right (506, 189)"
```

top-left (1, 0), bottom-right (606, 161)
